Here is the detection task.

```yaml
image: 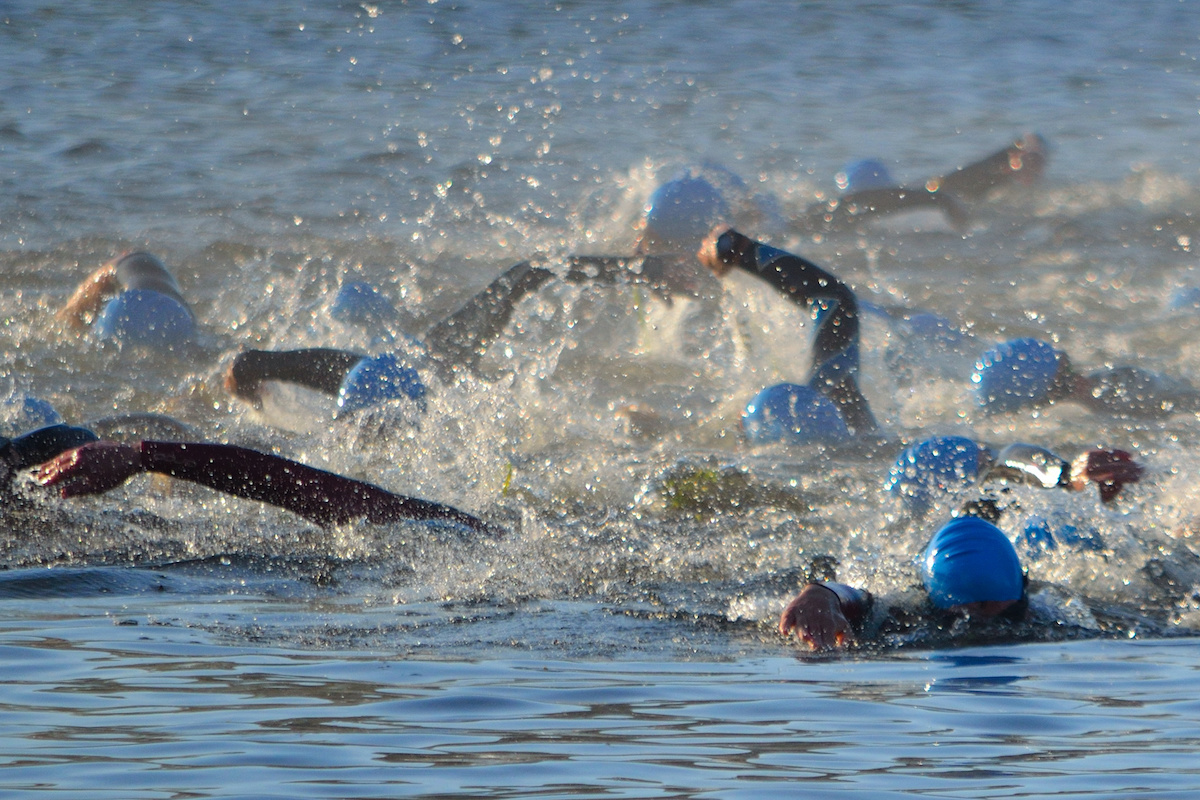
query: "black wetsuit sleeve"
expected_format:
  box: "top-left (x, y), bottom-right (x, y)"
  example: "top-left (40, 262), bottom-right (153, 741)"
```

top-left (803, 187), bottom-right (968, 233)
top-left (815, 581), bottom-right (874, 629)
top-left (422, 255), bottom-right (696, 379)
top-left (936, 134), bottom-right (1047, 201)
top-left (1, 425), bottom-right (100, 476)
top-left (139, 440), bottom-right (494, 533)
top-left (713, 229), bottom-right (877, 433)
top-left (1078, 366), bottom-right (1200, 418)
top-left (422, 261), bottom-right (556, 377)
top-left (229, 349), bottom-right (366, 401)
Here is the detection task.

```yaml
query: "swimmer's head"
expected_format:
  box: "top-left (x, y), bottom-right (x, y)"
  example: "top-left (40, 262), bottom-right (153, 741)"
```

top-left (1169, 286), bottom-right (1200, 312)
top-left (95, 289), bottom-right (196, 348)
top-left (920, 516), bottom-right (1024, 612)
top-left (641, 173), bottom-right (731, 254)
top-left (885, 436), bottom-right (986, 515)
top-left (972, 337), bottom-right (1065, 413)
top-left (2, 394), bottom-right (64, 438)
top-left (331, 282), bottom-right (401, 329)
top-left (742, 383), bottom-right (851, 445)
top-left (337, 353), bottom-right (427, 415)
top-left (836, 158), bottom-right (896, 193)
top-left (112, 252), bottom-right (182, 299)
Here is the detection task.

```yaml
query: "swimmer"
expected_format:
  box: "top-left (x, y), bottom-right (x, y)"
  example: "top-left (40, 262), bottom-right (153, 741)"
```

top-left (804, 132), bottom-right (1047, 234)
top-left (637, 163), bottom-right (784, 256)
top-left (226, 254), bottom-right (693, 415)
top-left (972, 336), bottom-right (1200, 419)
top-left (32, 438), bottom-right (495, 534)
top-left (638, 134), bottom-right (1047, 257)
top-left (56, 251), bottom-right (196, 347)
top-left (885, 435), bottom-right (1143, 514)
top-left (2, 423), bottom-right (101, 489)
top-left (780, 443), bottom-right (1142, 651)
top-left (780, 514), bottom-right (1027, 650)
top-left (697, 227), bottom-right (877, 435)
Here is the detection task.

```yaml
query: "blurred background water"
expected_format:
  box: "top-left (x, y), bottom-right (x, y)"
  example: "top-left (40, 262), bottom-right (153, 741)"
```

top-left (3, 1), bottom-right (1200, 795)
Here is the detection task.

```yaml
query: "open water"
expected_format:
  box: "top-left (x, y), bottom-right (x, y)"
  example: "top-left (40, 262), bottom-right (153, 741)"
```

top-left (3, 1), bottom-right (1200, 796)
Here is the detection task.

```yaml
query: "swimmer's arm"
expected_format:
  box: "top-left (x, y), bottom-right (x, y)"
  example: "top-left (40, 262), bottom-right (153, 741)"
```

top-left (816, 187), bottom-right (969, 233)
top-left (984, 443), bottom-right (1142, 503)
top-left (2, 425), bottom-right (100, 476)
top-left (35, 440), bottom-right (496, 534)
top-left (225, 349), bottom-right (366, 404)
top-left (698, 227), bottom-right (877, 433)
top-left (779, 581), bottom-right (872, 650)
top-left (982, 443), bottom-right (1071, 490)
top-left (56, 259), bottom-right (121, 327)
top-left (422, 260), bottom-right (556, 377)
top-left (1068, 449), bottom-right (1143, 503)
top-left (697, 227), bottom-right (838, 297)
top-left (934, 133), bottom-right (1047, 201)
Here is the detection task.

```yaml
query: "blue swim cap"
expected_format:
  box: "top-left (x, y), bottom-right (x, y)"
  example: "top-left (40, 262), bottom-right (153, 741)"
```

top-left (921, 516), bottom-right (1024, 609)
top-left (331, 282), bottom-right (400, 328)
top-left (1169, 286), bottom-right (1200, 311)
top-left (337, 353), bottom-right (427, 415)
top-left (972, 337), bottom-right (1063, 413)
top-left (95, 289), bottom-right (195, 348)
top-left (904, 313), bottom-right (966, 348)
top-left (1018, 516), bottom-right (1105, 559)
top-left (837, 158), bottom-right (896, 193)
top-left (2, 393), bottom-right (63, 434)
top-left (643, 174), bottom-right (730, 252)
top-left (742, 383), bottom-right (850, 445)
top-left (885, 436), bottom-right (983, 514)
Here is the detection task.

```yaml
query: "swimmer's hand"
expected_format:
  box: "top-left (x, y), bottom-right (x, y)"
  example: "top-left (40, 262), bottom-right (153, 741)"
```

top-left (696, 226), bottom-right (735, 278)
top-left (1069, 448), bottom-right (1143, 503)
top-left (779, 584), bottom-right (854, 651)
top-left (34, 441), bottom-right (145, 497)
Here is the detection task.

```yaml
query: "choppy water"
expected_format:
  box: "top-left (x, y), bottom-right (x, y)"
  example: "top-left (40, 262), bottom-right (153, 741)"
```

top-left (4, 1), bottom-right (1200, 795)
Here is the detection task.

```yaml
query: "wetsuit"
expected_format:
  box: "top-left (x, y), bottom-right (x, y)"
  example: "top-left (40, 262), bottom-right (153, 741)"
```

top-left (802, 133), bottom-right (1047, 235)
top-left (12, 424), bottom-right (494, 533)
top-left (228, 254), bottom-right (692, 406)
top-left (1, 424), bottom-right (100, 486)
top-left (135, 441), bottom-right (492, 532)
top-left (707, 229), bottom-right (877, 434)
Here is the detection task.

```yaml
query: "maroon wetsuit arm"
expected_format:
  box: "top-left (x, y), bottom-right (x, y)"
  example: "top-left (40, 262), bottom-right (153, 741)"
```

top-left (139, 441), bottom-right (492, 533)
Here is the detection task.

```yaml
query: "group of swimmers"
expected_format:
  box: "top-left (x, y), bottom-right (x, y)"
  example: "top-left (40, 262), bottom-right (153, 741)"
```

top-left (8, 132), bottom-right (1189, 652)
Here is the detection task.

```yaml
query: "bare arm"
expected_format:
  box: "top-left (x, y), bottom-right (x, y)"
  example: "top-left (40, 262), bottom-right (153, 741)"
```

top-left (35, 440), bottom-right (497, 534)
top-left (56, 260), bottom-right (120, 328)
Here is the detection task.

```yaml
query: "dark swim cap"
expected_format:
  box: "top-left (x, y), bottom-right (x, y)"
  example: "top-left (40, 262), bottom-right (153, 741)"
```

top-left (972, 337), bottom-right (1063, 413)
top-left (331, 282), bottom-right (400, 328)
top-left (885, 436), bottom-right (983, 514)
top-left (920, 517), bottom-right (1024, 609)
top-left (742, 383), bottom-right (850, 445)
top-left (337, 353), bottom-right (427, 415)
top-left (95, 289), bottom-right (195, 347)
top-left (643, 174), bottom-right (730, 253)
